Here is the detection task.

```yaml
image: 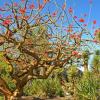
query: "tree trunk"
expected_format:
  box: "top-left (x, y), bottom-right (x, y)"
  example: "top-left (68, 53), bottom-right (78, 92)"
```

top-left (4, 89), bottom-right (23, 100)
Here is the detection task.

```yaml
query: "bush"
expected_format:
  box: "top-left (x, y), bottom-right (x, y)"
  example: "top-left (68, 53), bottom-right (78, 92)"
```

top-left (24, 77), bottom-right (64, 98)
top-left (76, 72), bottom-right (99, 100)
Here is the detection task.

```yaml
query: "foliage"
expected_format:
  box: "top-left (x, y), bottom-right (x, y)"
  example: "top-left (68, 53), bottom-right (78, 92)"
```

top-left (92, 50), bottom-right (100, 73)
top-left (0, 52), bottom-right (16, 90)
top-left (24, 77), bottom-right (64, 98)
top-left (0, 96), bottom-right (4, 100)
top-left (76, 72), bottom-right (99, 100)
top-left (67, 65), bottom-right (81, 80)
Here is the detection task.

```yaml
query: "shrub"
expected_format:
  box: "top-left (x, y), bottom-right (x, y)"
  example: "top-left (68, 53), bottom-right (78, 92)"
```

top-left (24, 77), bottom-right (64, 98)
top-left (76, 72), bottom-right (99, 100)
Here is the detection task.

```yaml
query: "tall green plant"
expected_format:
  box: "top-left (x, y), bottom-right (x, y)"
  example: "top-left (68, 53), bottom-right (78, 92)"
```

top-left (76, 72), bottom-right (99, 100)
top-left (92, 50), bottom-right (100, 74)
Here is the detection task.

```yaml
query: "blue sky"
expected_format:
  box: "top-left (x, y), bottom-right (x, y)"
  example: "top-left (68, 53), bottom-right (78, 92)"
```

top-left (0, 0), bottom-right (100, 49)
top-left (0, 0), bottom-right (99, 25)
top-left (0, 0), bottom-right (99, 32)
top-left (0, 0), bottom-right (100, 47)
top-left (53, 0), bottom-right (100, 28)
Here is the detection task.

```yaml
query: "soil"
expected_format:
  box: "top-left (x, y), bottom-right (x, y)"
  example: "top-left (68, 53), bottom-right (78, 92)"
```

top-left (20, 96), bottom-right (74, 100)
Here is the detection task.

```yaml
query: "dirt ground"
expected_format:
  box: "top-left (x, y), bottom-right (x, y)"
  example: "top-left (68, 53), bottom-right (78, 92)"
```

top-left (21, 96), bottom-right (74, 100)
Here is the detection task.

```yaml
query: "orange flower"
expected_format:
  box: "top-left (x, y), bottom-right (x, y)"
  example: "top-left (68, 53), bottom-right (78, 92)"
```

top-left (79, 18), bottom-right (85, 23)
top-left (43, 0), bottom-right (49, 3)
top-left (19, 8), bottom-right (26, 14)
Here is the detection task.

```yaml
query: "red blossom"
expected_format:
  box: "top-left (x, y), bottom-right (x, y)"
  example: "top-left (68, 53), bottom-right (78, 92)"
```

top-left (29, 4), bottom-right (35, 9)
top-left (72, 51), bottom-right (79, 56)
top-left (43, 0), bottom-right (49, 3)
top-left (79, 18), bottom-right (85, 23)
top-left (93, 20), bottom-right (96, 24)
top-left (19, 8), bottom-right (26, 14)
top-left (2, 19), bottom-right (12, 26)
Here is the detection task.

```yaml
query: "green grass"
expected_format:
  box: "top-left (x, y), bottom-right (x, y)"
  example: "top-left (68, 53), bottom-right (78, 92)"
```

top-left (0, 96), bottom-right (4, 100)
